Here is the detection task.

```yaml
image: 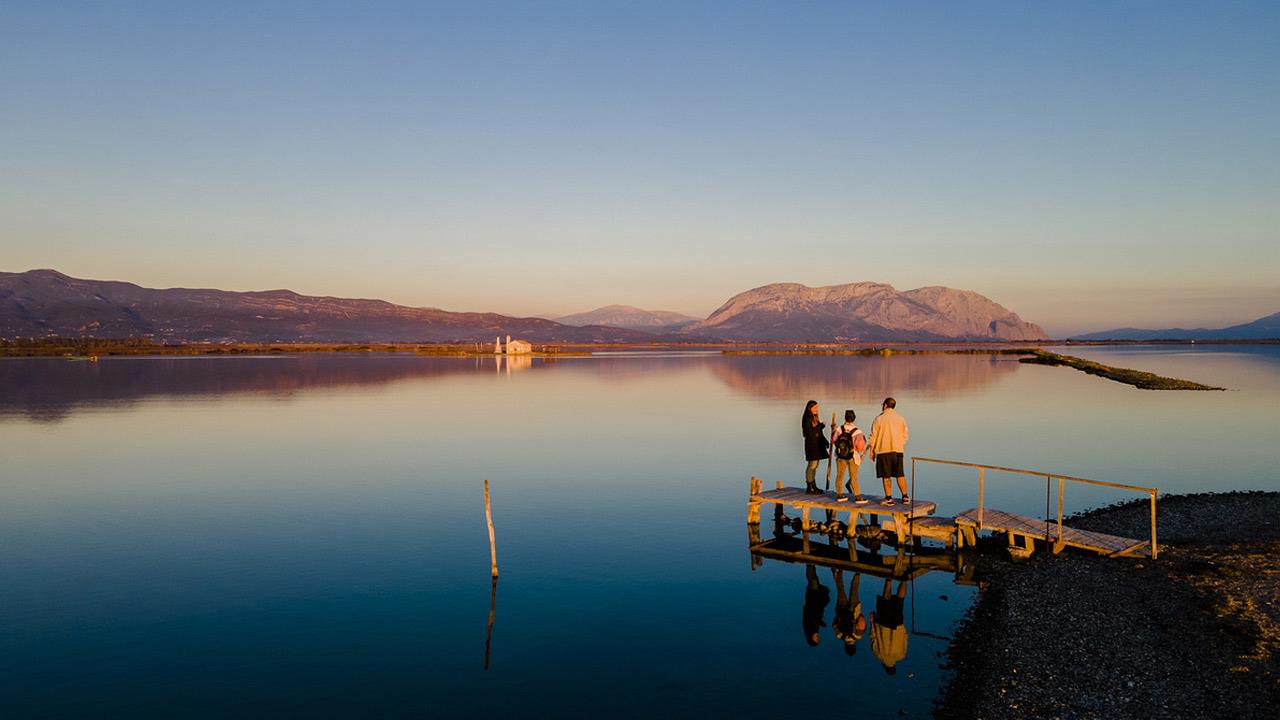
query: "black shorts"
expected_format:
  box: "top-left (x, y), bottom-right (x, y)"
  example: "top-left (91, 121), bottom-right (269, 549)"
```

top-left (876, 595), bottom-right (904, 628)
top-left (875, 452), bottom-right (905, 479)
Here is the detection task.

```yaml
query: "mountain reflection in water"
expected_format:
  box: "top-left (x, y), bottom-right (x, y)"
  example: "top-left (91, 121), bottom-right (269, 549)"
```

top-left (710, 354), bottom-right (1017, 402)
top-left (0, 354), bottom-right (552, 422)
top-left (0, 351), bottom-right (1016, 423)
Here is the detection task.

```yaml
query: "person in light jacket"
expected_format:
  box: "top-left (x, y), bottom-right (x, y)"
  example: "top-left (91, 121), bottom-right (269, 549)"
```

top-left (868, 397), bottom-right (910, 505)
top-left (801, 400), bottom-right (829, 495)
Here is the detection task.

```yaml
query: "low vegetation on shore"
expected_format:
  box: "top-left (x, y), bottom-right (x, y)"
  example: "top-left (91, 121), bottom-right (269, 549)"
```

top-left (0, 338), bottom-right (589, 357)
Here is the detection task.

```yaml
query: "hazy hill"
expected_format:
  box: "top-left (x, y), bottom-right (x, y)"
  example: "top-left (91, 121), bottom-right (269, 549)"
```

top-left (1, 270), bottom-right (1053, 344)
top-left (683, 282), bottom-right (1046, 342)
top-left (1073, 311), bottom-right (1280, 341)
top-left (0, 270), bottom-right (653, 343)
top-left (554, 304), bottom-right (700, 331)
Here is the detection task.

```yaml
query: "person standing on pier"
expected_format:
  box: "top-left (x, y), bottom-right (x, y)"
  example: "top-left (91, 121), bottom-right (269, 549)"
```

top-left (868, 397), bottom-right (910, 505)
top-left (831, 409), bottom-right (868, 504)
top-left (801, 400), bottom-right (829, 495)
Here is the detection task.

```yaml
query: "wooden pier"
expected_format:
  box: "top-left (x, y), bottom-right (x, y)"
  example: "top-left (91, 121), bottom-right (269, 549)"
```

top-left (749, 458), bottom-right (1159, 560)
top-left (748, 478), bottom-right (936, 548)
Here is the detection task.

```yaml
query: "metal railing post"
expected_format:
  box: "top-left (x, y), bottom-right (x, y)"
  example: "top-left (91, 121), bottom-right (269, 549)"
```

top-left (1044, 475), bottom-right (1052, 542)
top-left (909, 457), bottom-right (916, 545)
top-left (1150, 490), bottom-right (1159, 560)
top-left (1057, 476), bottom-right (1065, 542)
top-left (977, 467), bottom-right (985, 529)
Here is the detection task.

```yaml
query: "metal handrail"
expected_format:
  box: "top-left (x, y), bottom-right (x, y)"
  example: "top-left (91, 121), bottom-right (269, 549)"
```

top-left (911, 456), bottom-right (1158, 559)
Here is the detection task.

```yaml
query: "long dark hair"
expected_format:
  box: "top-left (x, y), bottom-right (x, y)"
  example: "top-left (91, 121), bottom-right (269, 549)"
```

top-left (802, 400), bottom-right (819, 430)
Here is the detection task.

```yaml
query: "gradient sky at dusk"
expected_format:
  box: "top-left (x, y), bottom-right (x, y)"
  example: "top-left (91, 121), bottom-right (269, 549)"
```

top-left (3, 1), bottom-right (1278, 336)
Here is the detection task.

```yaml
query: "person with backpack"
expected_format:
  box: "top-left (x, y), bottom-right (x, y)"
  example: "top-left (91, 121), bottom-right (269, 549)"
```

top-left (830, 409), bottom-right (868, 503)
top-left (801, 400), bottom-right (829, 495)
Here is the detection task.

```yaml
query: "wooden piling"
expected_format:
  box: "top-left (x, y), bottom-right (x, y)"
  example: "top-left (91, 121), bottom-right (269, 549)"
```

top-left (484, 479), bottom-right (498, 578)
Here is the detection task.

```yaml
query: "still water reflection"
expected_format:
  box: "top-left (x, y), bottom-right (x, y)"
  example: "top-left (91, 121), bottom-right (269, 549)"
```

top-left (1, 347), bottom-right (1277, 717)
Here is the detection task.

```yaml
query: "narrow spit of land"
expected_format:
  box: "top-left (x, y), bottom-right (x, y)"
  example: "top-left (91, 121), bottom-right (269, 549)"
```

top-left (936, 492), bottom-right (1280, 720)
top-left (1017, 349), bottom-right (1224, 390)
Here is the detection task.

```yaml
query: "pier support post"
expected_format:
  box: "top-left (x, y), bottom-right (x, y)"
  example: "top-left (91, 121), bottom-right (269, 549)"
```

top-left (747, 476), bottom-right (762, 525)
top-left (801, 507), bottom-right (811, 554)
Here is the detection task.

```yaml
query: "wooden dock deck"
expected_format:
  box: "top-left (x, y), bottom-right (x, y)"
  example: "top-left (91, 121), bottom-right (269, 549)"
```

top-left (955, 508), bottom-right (1151, 558)
top-left (748, 479), bottom-right (936, 547)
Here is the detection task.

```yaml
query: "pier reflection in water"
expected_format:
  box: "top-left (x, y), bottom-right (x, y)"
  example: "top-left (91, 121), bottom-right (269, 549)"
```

top-left (751, 509), bottom-right (981, 674)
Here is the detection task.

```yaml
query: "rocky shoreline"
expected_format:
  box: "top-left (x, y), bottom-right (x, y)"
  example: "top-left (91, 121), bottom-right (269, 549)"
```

top-left (936, 492), bottom-right (1280, 719)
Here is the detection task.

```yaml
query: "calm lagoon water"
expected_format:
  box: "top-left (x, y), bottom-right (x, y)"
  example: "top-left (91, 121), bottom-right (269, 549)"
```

top-left (2, 346), bottom-right (1277, 718)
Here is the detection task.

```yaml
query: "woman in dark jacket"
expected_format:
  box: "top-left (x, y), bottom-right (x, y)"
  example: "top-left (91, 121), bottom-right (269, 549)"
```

top-left (801, 400), bottom-right (829, 494)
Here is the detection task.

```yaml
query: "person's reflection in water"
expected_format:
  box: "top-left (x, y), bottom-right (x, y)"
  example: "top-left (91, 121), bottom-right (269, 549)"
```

top-left (831, 569), bottom-right (866, 655)
top-left (802, 564), bottom-right (830, 647)
top-left (870, 578), bottom-right (909, 674)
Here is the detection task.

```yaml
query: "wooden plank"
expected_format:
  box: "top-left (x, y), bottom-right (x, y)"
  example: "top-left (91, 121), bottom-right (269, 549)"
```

top-left (906, 515), bottom-right (957, 544)
top-left (955, 508), bottom-right (1150, 558)
top-left (756, 487), bottom-right (936, 518)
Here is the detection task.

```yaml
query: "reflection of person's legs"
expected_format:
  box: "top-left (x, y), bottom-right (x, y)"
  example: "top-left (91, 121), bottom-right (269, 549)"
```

top-left (895, 581), bottom-right (908, 600)
top-left (881, 578), bottom-right (892, 598)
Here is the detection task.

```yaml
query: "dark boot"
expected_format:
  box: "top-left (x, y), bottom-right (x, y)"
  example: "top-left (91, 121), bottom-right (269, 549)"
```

top-left (805, 480), bottom-right (820, 495)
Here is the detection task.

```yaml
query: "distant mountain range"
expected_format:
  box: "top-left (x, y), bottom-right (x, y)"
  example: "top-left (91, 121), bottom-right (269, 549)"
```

top-left (1072, 312), bottom-right (1280, 341)
top-left (0, 270), bottom-right (653, 343)
top-left (685, 282), bottom-right (1046, 341)
top-left (551, 305), bottom-right (700, 331)
top-left (2, 270), bottom-right (1048, 343)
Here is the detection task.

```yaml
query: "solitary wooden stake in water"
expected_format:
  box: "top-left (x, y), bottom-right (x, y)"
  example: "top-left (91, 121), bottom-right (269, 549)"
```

top-left (484, 479), bottom-right (498, 578)
top-left (483, 479), bottom-right (499, 670)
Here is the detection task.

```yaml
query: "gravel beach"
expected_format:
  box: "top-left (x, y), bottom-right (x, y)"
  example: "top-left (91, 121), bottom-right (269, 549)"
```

top-left (936, 492), bottom-right (1280, 720)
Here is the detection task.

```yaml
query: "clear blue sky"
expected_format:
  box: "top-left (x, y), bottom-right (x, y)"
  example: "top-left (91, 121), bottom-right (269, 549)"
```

top-left (2, 1), bottom-right (1277, 335)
